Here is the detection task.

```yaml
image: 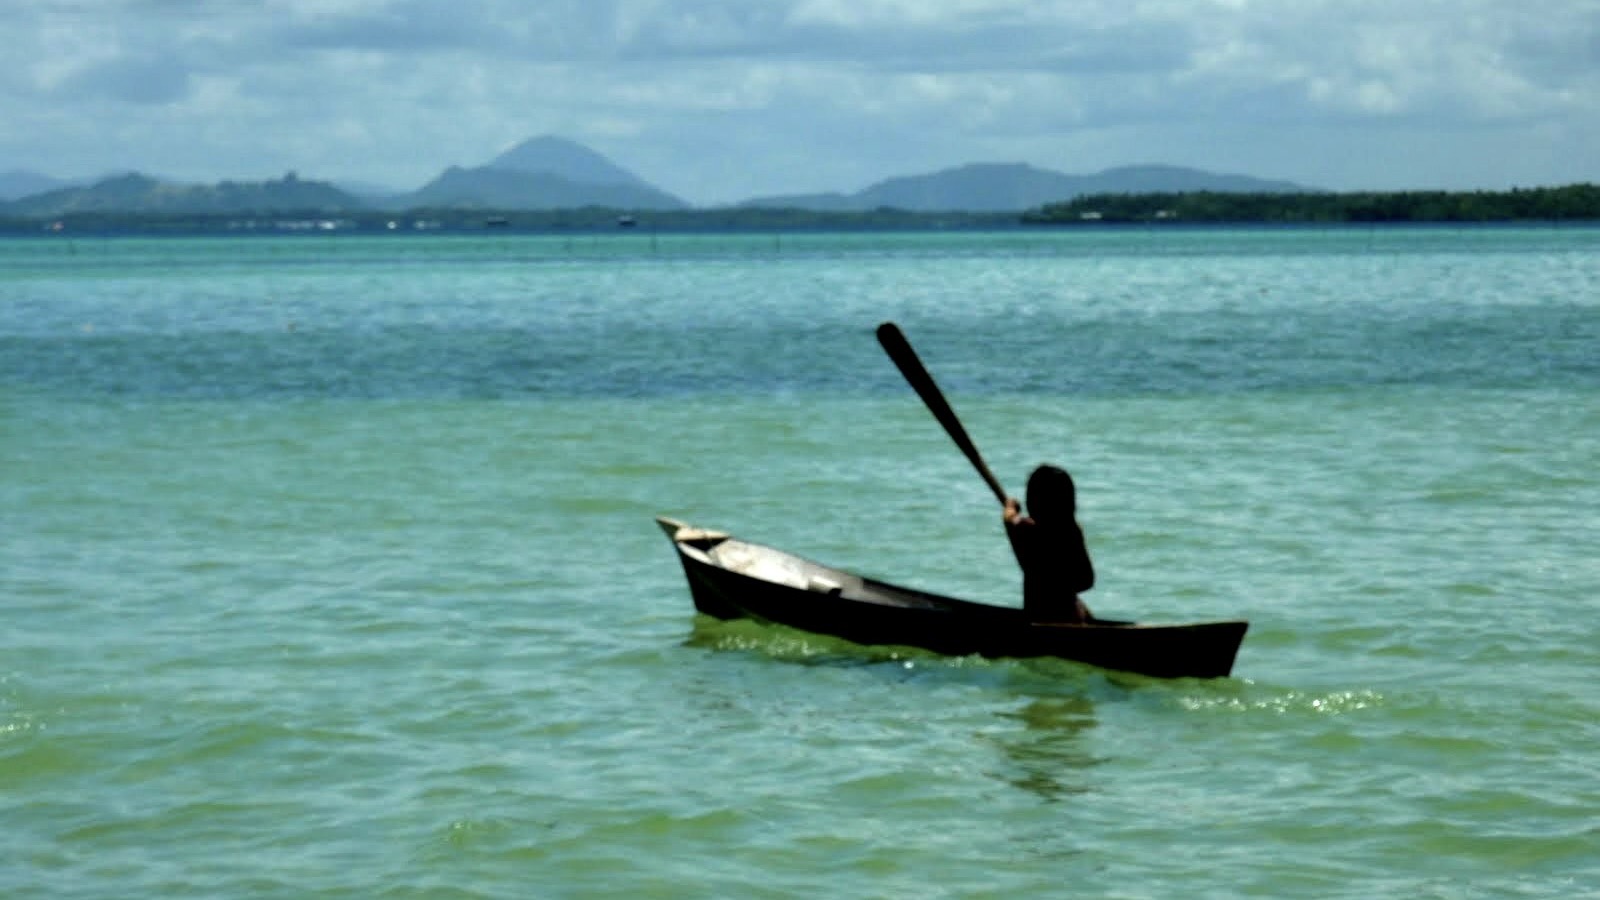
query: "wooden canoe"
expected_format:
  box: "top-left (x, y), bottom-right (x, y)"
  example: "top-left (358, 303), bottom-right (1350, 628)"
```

top-left (656, 517), bottom-right (1247, 679)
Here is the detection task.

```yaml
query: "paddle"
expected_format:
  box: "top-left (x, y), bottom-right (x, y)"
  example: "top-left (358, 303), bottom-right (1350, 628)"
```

top-left (875, 321), bottom-right (1009, 507)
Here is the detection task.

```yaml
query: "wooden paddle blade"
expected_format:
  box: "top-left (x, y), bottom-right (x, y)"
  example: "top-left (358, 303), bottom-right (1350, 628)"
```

top-left (876, 322), bottom-right (1008, 506)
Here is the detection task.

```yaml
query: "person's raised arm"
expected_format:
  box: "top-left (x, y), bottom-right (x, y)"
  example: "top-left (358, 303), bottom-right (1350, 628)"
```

top-left (1003, 496), bottom-right (1023, 525)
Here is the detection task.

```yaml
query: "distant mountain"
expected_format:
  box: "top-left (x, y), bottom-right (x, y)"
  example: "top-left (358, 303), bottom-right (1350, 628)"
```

top-left (397, 165), bottom-right (688, 211)
top-left (386, 135), bottom-right (688, 210)
top-left (1079, 165), bottom-right (1311, 195)
top-left (0, 170), bottom-right (79, 202)
top-left (490, 135), bottom-right (658, 189)
top-left (3, 172), bottom-right (362, 217)
top-left (741, 163), bottom-right (1315, 212)
top-left (861, 164), bottom-right (1086, 212)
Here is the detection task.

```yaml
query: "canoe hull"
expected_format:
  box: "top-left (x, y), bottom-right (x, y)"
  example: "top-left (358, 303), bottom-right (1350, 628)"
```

top-left (657, 517), bottom-right (1247, 679)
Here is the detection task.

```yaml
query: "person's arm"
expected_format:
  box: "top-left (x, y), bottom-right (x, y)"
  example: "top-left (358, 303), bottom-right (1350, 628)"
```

top-left (1003, 496), bottom-right (1023, 525)
top-left (1003, 497), bottom-right (1029, 568)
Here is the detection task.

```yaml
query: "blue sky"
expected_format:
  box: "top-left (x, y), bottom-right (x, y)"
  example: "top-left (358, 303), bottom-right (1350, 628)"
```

top-left (4, 0), bottom-right (1597, 205)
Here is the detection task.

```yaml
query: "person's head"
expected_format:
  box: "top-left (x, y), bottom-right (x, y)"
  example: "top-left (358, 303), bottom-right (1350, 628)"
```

top-left (1026, 464), bottom-right (1077, 522)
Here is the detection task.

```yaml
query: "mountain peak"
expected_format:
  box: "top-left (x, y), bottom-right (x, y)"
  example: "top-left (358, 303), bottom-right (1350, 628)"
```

top-left (488, 136), bottom-right (651, 189)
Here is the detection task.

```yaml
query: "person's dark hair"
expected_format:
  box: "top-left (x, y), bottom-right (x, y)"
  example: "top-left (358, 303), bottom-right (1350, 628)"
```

top-left (1025, 464), bottom-right (1077, 523)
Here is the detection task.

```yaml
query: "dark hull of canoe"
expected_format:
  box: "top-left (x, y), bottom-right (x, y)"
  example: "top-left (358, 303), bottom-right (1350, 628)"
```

top-left (657, 517), bottom-right (1247, 679)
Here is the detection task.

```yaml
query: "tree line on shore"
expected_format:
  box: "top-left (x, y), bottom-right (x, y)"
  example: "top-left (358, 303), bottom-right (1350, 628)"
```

top-left (1022, 184), bottom-right (1600, 224)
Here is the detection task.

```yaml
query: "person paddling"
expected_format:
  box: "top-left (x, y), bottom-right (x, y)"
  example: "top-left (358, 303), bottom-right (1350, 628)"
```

top-left (1003, 464), bottom-right (1095, 623)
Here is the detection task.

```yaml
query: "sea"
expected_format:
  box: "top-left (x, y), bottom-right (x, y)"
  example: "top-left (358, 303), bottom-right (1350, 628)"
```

top-left (3, 226), bottom-right (1597, 898)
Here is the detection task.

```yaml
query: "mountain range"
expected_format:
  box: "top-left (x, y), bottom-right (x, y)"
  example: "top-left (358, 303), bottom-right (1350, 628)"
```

top-left (741, 163), bottom-right (1308, 212)
top-left (0, 135), bottom-right (1314, 217)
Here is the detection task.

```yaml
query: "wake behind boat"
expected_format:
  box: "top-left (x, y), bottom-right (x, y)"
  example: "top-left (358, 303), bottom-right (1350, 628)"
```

top-left (657, 517), bottom-right (1248, 679)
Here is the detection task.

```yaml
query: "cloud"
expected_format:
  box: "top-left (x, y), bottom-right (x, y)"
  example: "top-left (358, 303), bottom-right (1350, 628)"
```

top-left (58, 55), bottom-right (194, 105)
top-left (1, 0), bottom-right (1596, 203)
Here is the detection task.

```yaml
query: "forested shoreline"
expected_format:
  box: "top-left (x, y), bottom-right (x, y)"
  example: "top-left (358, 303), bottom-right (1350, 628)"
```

top-left (1023, 184), bottom-right (1600, 224)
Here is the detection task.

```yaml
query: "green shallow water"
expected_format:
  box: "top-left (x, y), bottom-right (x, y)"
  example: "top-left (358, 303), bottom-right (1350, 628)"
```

top-left (3, 228), bottom-right (1598, 897)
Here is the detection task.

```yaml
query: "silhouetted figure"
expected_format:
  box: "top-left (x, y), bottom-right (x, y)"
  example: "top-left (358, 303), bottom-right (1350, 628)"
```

top-left (1004, 464), bottom-right (1095, 623)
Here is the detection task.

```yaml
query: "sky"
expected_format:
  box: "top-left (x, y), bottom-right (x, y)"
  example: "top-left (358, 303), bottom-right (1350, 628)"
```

top-left (3, 0), bottom-right (1598, 206)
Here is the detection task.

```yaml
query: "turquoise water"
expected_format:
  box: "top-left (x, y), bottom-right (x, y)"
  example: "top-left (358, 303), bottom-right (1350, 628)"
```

top-left (3, 228), bottom-right (1598, 897)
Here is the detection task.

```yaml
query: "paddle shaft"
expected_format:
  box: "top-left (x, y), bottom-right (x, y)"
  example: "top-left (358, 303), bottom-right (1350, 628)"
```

top-left (876, 322), bottom-right (1009, 507)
